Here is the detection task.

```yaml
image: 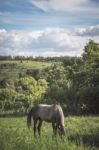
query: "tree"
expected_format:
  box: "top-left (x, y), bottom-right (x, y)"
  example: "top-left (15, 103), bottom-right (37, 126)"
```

top-left (83, 40), bottom-right (99, 62)
top-left (77, 40), bottom-right (99, 114)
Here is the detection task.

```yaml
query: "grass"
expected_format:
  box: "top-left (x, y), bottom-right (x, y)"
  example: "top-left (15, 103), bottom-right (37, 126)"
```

top-left (0, 60), bottom-right (52, 70)
top-left (0, 60), bottom-right (52, 81)
top-left (0, 116), bottom-right (99, 150)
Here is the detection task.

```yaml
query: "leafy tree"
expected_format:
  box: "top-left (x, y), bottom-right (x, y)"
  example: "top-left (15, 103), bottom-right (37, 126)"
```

top-left (18, 76), bottom-right (48, 105)
top-left (77, 40), bottom-right (99, 114)
top-left (0, 88), bottom-right (17, 110)
top-left (83, 40), bottom-right (99, 62)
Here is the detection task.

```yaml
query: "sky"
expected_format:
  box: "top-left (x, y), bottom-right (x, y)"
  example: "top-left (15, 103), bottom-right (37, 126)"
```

top-left (0, 0), bottom-right (99, 57)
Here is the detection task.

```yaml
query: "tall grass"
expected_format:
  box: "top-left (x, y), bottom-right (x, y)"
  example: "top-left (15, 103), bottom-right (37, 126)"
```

top-left (0, 116), bottom-right (99, 150)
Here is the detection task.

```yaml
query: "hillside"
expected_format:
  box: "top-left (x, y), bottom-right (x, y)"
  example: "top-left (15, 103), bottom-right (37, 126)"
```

top-left (0, 60), bottom-right (52, 82)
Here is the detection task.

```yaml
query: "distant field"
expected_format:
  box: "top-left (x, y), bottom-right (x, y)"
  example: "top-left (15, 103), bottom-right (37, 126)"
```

top-left (0, 116), bottom-right (99, 150)
top-left (0, 60), bottom-right (52, 81)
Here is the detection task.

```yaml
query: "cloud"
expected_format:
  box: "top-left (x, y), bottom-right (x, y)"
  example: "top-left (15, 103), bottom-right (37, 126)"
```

top-left (37, 28), bottom-right (86, 52)
top-left (29, 0), bottom-right (99, 23)
top-left (0, 26), bottom-right (99, 57)
top-left (30, 0), bottom-right (99, 17)
top-left (76, 25), bottom-right (99, 36)
top-left (30, 0), bottom-right (87, 12)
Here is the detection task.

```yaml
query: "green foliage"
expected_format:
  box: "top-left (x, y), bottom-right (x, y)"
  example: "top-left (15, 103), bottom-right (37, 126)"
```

top-left (66, 40), bottom-right (99, 114)
top-left (0, 76), bottom-right (48, 114)
top-left (26, 69), bottom-right (41, 80)
top-left (18, 76), bottom-right (37, 90)
top-left (44, 64), bottom-right (67, 85)
top-left (83, 40), bottom-right (99, 62)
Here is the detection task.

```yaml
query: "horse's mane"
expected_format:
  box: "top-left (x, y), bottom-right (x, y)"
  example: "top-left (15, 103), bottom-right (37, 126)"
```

top-left (54, 104), bottom-right (65, 126)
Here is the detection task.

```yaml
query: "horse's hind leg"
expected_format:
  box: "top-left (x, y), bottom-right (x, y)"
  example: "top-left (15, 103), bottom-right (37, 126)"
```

top-left (37, 120), bottom-right (42, 136)
top-left (33, 119), bottom-right (37, 137)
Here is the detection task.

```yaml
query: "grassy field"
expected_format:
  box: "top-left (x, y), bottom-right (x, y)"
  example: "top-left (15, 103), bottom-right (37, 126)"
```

top-left (0, 116), bottom-right (99, 150)
top-left (0, 60), bottom-right (52, 81)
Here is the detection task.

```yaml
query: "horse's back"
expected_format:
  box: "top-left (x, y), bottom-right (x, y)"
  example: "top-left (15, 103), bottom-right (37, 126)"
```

top-left (33, 104), bottom-right (64, 126)
top-left (36, 104), bottom-right (54, 121)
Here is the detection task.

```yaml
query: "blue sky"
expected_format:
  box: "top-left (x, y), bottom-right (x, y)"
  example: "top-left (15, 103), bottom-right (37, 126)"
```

top-left (0, 0), bottom-right (99, 57)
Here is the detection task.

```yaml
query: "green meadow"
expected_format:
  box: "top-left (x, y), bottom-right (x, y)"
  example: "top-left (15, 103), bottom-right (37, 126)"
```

top-left (0, 116), bottom-right (99, 150)
top-left (0, 60), bottom-right (52, 81)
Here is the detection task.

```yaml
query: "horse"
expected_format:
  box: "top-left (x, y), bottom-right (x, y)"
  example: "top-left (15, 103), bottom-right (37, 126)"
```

top-left (27, 104), bottom-right (65, 137)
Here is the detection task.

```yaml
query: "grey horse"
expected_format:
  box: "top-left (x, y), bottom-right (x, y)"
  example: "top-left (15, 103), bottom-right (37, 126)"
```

top-left (27, 104), bottom-right (65, 137)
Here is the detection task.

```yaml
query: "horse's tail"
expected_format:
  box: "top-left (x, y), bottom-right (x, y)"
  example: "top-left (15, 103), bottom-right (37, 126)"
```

top-left (27, 108), bottom-right (33, 129)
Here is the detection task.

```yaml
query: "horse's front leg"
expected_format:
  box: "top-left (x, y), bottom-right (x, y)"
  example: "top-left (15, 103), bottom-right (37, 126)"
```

top-left (37, 120), bottom-right (42, 136)
top-left (52, 122), bottom-right (57, 136)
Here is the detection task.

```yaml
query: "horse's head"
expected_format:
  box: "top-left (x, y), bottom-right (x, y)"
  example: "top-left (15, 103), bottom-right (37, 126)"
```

top-left (58, 125), bottom-right (65, 136)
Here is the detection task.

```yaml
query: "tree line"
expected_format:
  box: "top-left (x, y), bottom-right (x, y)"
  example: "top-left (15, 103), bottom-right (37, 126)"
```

top-left (0, 55), bottom-right (82, 63)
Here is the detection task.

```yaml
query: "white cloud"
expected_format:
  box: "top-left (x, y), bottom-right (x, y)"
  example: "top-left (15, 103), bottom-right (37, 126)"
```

top-left (29, 0), bottom-right (99, 25)
top-left (76, 25), bottom-right (99, 36)
top-left (0, 26), bottom-right (99, 57)
top-left (30, 0), bottom-right (88, 12)
top-left (29, 0), bottom-right (99, 15)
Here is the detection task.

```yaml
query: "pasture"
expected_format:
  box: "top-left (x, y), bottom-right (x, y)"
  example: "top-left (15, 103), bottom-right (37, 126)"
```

top-left (0, 116), bottom-right (99, 150)
top-left (0, 60), bottom-right (52, 81)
